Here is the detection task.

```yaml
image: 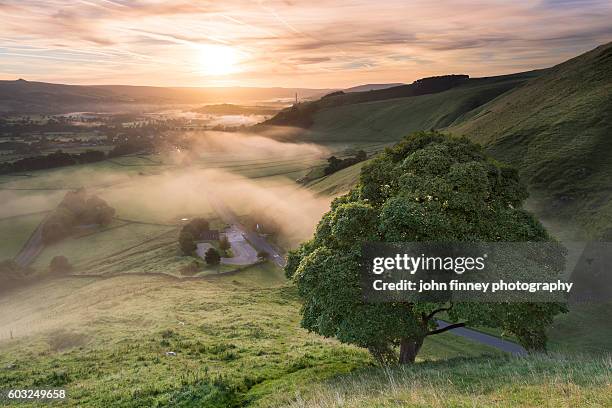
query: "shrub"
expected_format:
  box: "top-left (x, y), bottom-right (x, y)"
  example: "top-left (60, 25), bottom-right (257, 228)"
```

top-left (204, 248), bottom-right (221, 265)
top-left (49, 255), bottom-right (72, 274)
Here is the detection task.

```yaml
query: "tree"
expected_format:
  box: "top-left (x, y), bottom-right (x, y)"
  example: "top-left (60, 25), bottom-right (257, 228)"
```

top-left (205, 248), bottom-right (221, 265)
top-left (286, 131), bottom-right (567, 365)
top-left (219, 236), bottom-right (231, 251)
top-left (179, 230), bottom-right (196, 255)
top-left (49, 256), bottom-right (72, 274)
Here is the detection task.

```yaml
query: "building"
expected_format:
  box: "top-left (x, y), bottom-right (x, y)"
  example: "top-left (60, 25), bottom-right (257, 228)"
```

top-left (199, 230), bottom-right (219, 241)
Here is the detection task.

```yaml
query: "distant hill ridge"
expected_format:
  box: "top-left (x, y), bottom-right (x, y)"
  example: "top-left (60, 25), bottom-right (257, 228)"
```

top-left (343, 83), bottom-right (404, 92)
top-left (262, 74), bottom-right (473, 128)
top-left (0, 80), bottom-right (333, 113)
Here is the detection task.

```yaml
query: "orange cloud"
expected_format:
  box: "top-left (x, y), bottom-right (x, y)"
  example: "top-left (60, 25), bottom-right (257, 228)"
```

top-left (0, 0), bottom-right (610, 87)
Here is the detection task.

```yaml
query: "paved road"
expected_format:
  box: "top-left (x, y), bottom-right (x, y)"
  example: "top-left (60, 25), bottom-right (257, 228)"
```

top-left (220, 226), bottom-right (259, 265)
top-left (14, 217), bottom-right (46, 267)
top-left (207, 195), bottom-right (286, 268)
top-left (436, 320), bottom-right (527, 355)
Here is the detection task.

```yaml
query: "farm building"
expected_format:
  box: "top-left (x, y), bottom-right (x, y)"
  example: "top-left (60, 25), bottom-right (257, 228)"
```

top-left (199, 230), bottom-right (220, 241)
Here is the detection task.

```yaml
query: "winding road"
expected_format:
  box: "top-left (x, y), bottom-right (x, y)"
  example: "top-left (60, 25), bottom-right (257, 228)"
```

top-left (206, 194), bottom-right (286, 268)
top-left (436, 320), bottom-right (527, 355)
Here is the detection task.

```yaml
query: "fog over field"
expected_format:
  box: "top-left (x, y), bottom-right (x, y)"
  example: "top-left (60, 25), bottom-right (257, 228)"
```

top-left (1, 130), bottom-right (332, 253)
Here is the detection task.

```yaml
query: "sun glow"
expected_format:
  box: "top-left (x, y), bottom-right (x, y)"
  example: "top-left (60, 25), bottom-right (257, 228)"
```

top-left (197, 44), bottom-right (241, 76)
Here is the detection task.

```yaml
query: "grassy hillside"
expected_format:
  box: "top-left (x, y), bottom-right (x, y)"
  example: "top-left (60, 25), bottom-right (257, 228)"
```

top-left (449, 42), bottom-right (612, 238)
top-left (0, 265), bottom-right (504, 407)
top-left (270, 354), bottom-right (611, 407)
top-left (298, 71), bottom-right (539, 143)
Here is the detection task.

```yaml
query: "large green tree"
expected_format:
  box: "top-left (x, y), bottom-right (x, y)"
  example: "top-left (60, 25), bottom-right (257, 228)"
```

top-left (286, 132), bottom-right (567, 364)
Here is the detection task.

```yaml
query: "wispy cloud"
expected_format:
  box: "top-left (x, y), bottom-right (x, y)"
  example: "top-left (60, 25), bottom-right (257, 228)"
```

top-left (0, 0), bottom-right (610, 87)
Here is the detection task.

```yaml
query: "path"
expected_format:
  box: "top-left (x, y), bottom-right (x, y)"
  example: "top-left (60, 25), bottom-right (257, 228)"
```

top-left (436, 320), bottom-right (527, 356)
top-left (14, 216), bottom-right (47, 267)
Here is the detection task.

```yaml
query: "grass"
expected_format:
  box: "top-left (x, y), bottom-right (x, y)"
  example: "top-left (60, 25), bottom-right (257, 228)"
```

top-left (305, 160), bottom-right (367, 196)
top-left (31, 221), bottom-right (177, 272)
top-left (302, 75), bottom-right (533, 143)
top-left (270, 353), bottom-right (612, 407)
top-left (449, 42), bottom-right (612, 238)
top-left (0, 212), bottom-right (47, 260)
top-left (0, 264), bottom-right (504, 407)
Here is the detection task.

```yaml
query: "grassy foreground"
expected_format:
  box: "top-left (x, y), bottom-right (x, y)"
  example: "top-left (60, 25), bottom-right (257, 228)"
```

top-left (280, 353), bottom-right (611, 407)
top-left (0, 262), bottom-right (505, 407)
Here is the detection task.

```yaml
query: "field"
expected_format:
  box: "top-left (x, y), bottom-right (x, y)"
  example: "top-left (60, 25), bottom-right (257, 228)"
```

top-left (0, 264), bottom-right (510, 407)
top-left (0, 213), bottom-right (47, 260)
top-left (1, 65), bottom-right (611, 407)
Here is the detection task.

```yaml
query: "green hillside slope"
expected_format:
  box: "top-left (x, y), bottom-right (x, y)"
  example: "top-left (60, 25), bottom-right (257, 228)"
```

top-left (299, 71), bottom-right (540, 143)
top-left (450, 42), bottom-right (612, 237)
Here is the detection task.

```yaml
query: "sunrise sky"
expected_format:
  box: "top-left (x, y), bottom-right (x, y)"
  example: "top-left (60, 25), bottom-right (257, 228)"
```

top-left (1, 0), bottom-right (611, 88)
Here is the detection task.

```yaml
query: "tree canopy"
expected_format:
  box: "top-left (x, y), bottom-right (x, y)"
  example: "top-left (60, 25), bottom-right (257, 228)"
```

top-left (285, 131), bottom-right (567, 364)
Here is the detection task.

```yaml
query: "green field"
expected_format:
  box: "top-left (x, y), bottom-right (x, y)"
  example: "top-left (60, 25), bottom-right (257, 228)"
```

top-left (0, 264), bottom-right (510, 407)
top-left (0, 213), bottom-right (47, 260)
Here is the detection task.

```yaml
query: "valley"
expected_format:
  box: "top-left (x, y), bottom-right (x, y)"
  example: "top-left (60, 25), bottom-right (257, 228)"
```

top-left (1, 42), bottom-right (611, 407)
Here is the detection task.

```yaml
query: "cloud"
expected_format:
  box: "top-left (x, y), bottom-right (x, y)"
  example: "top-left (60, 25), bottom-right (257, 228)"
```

top-left (0, 0), bottom-right (611, 87)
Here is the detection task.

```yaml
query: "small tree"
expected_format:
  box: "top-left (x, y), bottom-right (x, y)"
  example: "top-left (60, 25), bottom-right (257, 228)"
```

top-left (204, 248), bottom-right (221, 265)
top-left (219, 236), bottom-right (231, 251)
top-left (49, 255), bottom-right (72, 274)
top-left (286, 132), bottom-right (567, 365)
top-left (179, 230), bottom-right (196, 255)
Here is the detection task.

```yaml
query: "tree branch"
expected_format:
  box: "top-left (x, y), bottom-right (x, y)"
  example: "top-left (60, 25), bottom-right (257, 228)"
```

top-left (424, 303), bottom-right (453, 322)
top-left (427, 322), bottom-right (465, 336)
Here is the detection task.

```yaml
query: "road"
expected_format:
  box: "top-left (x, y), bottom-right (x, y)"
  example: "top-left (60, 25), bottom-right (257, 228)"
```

top-left (436, 320), bottom-right (527, 355)
top-left (207, 195), bottom-right (286, 268)
top-left (14, 217), bottom-right (46, 267)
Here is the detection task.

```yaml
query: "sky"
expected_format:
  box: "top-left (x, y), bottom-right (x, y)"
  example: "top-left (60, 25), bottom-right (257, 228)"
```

top-left (0, 0), bottom-right (611, 88)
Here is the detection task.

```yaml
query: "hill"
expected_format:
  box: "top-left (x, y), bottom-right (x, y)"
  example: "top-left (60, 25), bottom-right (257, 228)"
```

top-left (343, 83), bottom-right (404, 92)
top-left (260, 74), bottom-right (481, 128)
top-left (449, 42), bottom-right (612, 238)
top-left (276, 42), bottom-right (611, 238)
top-left (0, 80), bottom-right (332, 113)
top-left (293, 71), bottom-right (540, 142)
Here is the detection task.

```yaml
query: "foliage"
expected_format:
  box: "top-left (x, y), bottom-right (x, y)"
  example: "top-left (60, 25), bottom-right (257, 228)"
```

top-left (287, 131), bottom-right (567, 364)
top-left (178, 218), bottom-right (210, 256)
top-left (49, 255), bottom-right (72, 275)
top-left (0, 149), bottom-right (108, 174)
top-left (41, 189), bottom-right (116, 244)
top-left (219, 236), bottom-right (231, 251)
top-left (179, 230), bottom-right (197, 255)
top-left (323, 150), bottom-right (367, 175)
top-left (205, 248), bottom-right (221, 265)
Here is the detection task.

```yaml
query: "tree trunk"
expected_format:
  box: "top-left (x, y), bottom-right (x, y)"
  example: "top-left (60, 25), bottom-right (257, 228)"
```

top-left (399, 337), bottom-right (423, 364)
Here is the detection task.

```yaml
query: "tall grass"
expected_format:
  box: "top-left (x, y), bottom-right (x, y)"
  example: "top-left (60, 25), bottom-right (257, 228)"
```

top-left (281, 354), bottom-right (612, 408)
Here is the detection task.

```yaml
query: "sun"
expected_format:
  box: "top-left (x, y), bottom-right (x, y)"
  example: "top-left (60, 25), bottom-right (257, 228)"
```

top-left (197, 44), bottom-right (240, 76)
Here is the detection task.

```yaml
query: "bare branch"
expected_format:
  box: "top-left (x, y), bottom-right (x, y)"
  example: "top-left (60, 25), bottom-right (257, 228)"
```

top-left (427, 322), bottom-right (465, 336)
